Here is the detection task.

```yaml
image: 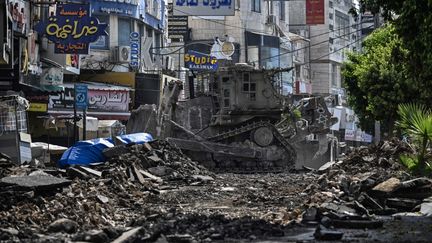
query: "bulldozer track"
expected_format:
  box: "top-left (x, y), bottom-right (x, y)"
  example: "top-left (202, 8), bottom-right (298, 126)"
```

top-left (206, 120), bottom-right (296, 172)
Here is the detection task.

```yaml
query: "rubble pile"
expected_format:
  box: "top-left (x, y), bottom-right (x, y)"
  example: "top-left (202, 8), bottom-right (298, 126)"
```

top-left (103, 140), bottom-right (212, 181)
top-left (0, 140), bottom-right (217, 241)
top-left (301, 139), bottom-right (432, 240)
top-left (131, 212), bottom-right (289, 242)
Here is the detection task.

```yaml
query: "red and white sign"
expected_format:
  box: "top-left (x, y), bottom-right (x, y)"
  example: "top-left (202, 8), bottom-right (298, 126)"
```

top-left (306, 0), bottom-right (325, 25)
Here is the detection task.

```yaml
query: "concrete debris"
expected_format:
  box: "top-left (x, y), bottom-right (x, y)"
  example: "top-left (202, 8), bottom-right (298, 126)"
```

top-left (314, 225), bottom-right (343, 241)
top-left (0, 138), bottom-right (431, 242)
top-left (371, 177), bottom-right (401, 195)
top-left (302, 139), bottom-right (432, 240)
top-left (0, 175), bottom-right (71, 190)
top-left (47, 218), bottom-right (79, 233)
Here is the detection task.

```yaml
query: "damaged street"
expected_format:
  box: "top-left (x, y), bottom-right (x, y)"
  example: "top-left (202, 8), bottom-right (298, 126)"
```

top-left (1, 139), bottom-right (432, 242)
top-left (2, 0), bottom-right (432, 242)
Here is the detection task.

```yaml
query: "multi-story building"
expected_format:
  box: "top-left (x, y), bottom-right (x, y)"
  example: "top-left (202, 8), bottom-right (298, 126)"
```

top-left (168, 0), bottom-right (298, 96)
top-left (290, 0), bottom-right (361, 96)
top-left (0, 0), bottom-right (168, 145)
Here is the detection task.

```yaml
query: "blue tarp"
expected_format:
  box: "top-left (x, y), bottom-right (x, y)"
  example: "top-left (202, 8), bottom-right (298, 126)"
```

top-left (116, 133), bottom-right (153, 145)
top-left (58, 133), bottom-right (153, 168)
top-left (58, 138), bottom-right (115, 168)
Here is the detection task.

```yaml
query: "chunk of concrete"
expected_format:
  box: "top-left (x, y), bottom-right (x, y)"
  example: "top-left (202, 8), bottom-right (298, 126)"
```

top-left (314, 225), bottom-right (343, 241)
top-left (112, 227), bottom-right (142, 243)
top-left (0, 175), bottom-right (71, 191)
top-left (303, 207), bottom-right (318, 222)
top-left (332, 219), bottom-right (384, 229)
top-left (371, 177), bottom-right (401, 196)
top-left (191, 175), bottom-right (214, 182)
top-left (420, 202), bottom-right (432, 217)
top-left (47, 218), bottom-right (78, 233)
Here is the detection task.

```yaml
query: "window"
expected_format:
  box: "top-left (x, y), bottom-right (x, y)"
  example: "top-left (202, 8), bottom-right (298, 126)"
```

top-left (329, 13), bottom-right (333, 20)
top-left (252, 0), bottom-right (260, 12)
top-left (335, 11), bottom-right (350, 39)
top-left (118, 18), bottom-right (132, 46)
top-left (242, 72), bottom-right (256, 101)
top-left (329, 1), bottom-right (333, 8)
top-left (90, 15), bottom-right (109, 49)
top-left (331, 64), bottom-right (337, 87)
top-left (279, 1), bottom-right (285, 21)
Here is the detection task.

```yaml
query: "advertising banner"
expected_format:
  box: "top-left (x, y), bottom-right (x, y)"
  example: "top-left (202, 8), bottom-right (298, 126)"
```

top-left (34, 4), bottom-right (108, 54)
top-left (49, 86), bottom-right (130, 112)
top-left (184, 50), bottom-right (218, 71)
top-left (174, 0), bottom-right (234, 16)
top-left (306, 0), bottom-right (325, 25)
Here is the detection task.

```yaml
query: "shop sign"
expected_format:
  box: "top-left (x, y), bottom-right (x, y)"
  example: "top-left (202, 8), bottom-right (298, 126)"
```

top-left (174, 0), bottom-right (234, 16)
top-left (40, 67), bottom-right (64, 85)
top-left (49, 87), bottom-right (130, 112)
top-left (168, 3), bottom-right (189, 42)
top-left (184, 50), bottom-right (218, 71)
top-left (34, 4), bottom-right (108, 54)
top-left (91, 0), bottom-right (140, 18)
top-left (306, 0), bottom-right (325, 25)
top-left (130, 32), bottom-right (140, 68)
top-left (210, 38), bottom-right (235, 60)
top-left (75, 84), bottom-right (88, 110)
top-left (28, 103), bottom-right (48, 112)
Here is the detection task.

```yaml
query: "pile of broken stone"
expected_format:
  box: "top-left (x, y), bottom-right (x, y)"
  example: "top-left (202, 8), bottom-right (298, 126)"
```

top-left (0, 138), bottom-right (431, 242)
top-left (301, 139), bottom-right (432, 240)
top-left (0, 140), bottom-right (213, 242)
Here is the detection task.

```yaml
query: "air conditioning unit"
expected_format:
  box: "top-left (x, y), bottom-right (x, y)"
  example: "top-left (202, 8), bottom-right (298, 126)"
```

top-left (118, 46), bottom-right (131, 63)
top-left (165, 56), bottom-right (174, 71)
top-left (266, 15), bottom-right (277, 25)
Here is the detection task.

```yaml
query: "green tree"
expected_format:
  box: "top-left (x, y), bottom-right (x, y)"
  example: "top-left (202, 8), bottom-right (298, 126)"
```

top-left (358, 0), bottom-right (432, 107)
top-left (342, 25), bottom-right (413, 134)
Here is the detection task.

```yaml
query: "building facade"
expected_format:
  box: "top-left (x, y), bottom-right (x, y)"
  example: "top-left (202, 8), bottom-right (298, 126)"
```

top-left (0, 0), bottom-right (168, 145)
top-left (168, 0), bottom-right (299, 96)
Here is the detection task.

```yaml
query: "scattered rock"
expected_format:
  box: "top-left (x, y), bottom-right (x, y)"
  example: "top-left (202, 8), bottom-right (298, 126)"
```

top-left (111, 227), bottom-right (142, 243)
top-left (0, 175), bottom-right (71, 191)
top-left (47, 218), bottom-right (78, 233)
top-left (371, 178), bottom-right (401, 195)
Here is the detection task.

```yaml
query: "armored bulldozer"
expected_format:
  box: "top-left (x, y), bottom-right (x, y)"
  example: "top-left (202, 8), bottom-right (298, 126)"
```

top-left (130, 64), bottom-right (337, 172)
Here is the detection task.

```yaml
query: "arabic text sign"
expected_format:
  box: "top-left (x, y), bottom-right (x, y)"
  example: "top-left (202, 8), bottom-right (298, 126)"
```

top-left (75, 84), bottom-right (88, 110)
top-left (174, 0), bottom-right (234, 16)
top-left (185, 50), bottom-right (218, 71)
top-left (34, 4), bottom-right (108, 54)
top-left (88, 89), bottom-right (130, 112)
top-left (306, 0), bottom-right (325, 25)
top-left (91, 0), bottom-right (140, 18)
top-left (49, 87), bottom-right (130, 112)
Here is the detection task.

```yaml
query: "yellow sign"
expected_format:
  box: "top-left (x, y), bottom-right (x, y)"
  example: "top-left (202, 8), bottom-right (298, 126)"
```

top-left (29, 103), bottom-right (48, 112)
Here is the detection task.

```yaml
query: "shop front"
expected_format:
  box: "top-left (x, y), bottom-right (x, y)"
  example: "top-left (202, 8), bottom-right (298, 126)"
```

top-left (47, 82), bottom-right (131, 121)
